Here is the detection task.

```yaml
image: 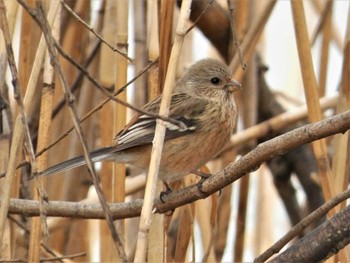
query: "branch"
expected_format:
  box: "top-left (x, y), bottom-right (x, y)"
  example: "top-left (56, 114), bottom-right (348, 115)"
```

top-left (4, 110), bottom-right (350, 218)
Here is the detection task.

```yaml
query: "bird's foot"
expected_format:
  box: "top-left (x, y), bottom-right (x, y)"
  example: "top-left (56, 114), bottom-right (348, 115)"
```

top-left (159, 182), bottom-right (175, 216)
top-left (159, 182), bottom-right (173, 203)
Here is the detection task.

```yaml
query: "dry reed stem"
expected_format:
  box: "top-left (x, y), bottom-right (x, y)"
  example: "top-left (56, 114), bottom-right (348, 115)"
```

top-left (146, 4), bottom-right (165, 259)
top-left (291, 0), bottom-right (335, 205)
top-left (147, 1), bottom-right (173, 261)
top-left (2, 0), bottom-right (18, 36)
top-left (214, 152), bottom-right (235, 261)
top-left (134, 0), bottom-right (192, 261)
top-left (158, 0), bottom-right (174, 89)
top-left (113, 0), bottom-right (129, 260)
top-left (0, 138), bottom-right (10, 258)
top-left (196, 197), bottom-right (216, 262)
top-left (173, 205), bottom-right (192, 261)
top-left (332, 5), bottom-right (350, 205)
top-left (147, 0), bottom-right (159, 63)
top-left (310, 0), bottom-right (343, 51)
top-left (234, 24), bottom-right (258, 259)
top-left (18, 0), bottom-right (40, 96)
top-left (228, 94), bottom-right (338, 149)
top-left (133, 0), bottom-right (147, 108)
top-left (48, 0), bottom-right (91, 253)
top-left (28, 13), bottom-right (58, 262)
top-left (98, 0), bottom-right (120, 260)
top-left (318, 1), bottom-right (332, 97)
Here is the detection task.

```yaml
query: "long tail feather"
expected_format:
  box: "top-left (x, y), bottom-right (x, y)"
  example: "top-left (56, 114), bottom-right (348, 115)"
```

top-left (38, 147), bottom-right (116, 177)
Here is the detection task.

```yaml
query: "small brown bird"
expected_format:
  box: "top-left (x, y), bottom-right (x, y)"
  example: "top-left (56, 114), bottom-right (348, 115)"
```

top-left (39, 59), bottom-right (241, 183)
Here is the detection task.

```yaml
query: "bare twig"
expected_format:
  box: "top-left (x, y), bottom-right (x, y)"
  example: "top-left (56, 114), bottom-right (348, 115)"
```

top-left (51, 39), bottom-right (101, 119)
top-left (60, 0), bottom-right (133, 62)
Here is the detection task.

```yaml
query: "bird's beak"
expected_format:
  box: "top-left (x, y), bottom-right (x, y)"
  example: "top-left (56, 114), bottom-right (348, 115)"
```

top-left (227, 79), bottom-right (242, 92)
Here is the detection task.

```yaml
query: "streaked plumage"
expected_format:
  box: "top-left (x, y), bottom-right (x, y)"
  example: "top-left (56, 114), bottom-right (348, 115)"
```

top-left (39, 59), bottom-right (241, 183)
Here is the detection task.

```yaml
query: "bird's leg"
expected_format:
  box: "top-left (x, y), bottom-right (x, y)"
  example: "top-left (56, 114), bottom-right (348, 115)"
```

top-left (160, 182), bottom-right (173, 203)
top-left (191, 170), bottom-right (211, 179)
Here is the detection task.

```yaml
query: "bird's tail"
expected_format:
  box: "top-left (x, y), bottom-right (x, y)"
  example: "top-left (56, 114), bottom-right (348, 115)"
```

top-left (38, 146), bottom-right (116, 178)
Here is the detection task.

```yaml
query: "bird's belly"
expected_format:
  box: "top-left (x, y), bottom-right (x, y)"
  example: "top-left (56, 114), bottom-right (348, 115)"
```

top-left (121, 129), bottom-right (231, 183)
top-left (158, 130), bottom-right (230, 182)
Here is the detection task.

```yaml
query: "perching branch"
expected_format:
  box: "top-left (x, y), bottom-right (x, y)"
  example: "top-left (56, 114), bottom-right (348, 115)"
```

top-left (4, 109), bottom-right (350, 218)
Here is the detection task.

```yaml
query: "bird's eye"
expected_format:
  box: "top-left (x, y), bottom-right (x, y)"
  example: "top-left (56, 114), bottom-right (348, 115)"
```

top-left (210, 77), bottom-right (221, 85)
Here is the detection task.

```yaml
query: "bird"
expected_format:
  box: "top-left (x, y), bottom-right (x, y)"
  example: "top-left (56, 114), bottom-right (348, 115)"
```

top-left (38, 58), bottom-right (241, 184)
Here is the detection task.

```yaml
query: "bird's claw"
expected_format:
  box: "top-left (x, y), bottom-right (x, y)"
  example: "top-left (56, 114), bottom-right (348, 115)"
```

top-left (160, 188), bottom-right (172, 203)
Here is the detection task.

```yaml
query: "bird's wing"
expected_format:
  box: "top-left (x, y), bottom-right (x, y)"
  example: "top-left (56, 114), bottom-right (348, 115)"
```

top-left (112, 93), bottom-right (207, 152)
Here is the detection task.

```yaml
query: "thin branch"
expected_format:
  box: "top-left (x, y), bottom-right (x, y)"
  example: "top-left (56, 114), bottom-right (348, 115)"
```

top-left (51, 39), bottom-right (102, 119)
top-left (53, 40), bottom-right (187, 130)
top-left (60, 0), bottom-right (133, 62)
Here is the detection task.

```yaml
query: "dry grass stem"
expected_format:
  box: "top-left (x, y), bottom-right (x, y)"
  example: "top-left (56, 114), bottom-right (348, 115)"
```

top-left (28, 7), bottom-right (59, 261)
top-left (134, 1), bottom-right (192, 261)
top-left (291, 0), bottom-right (335, 204)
